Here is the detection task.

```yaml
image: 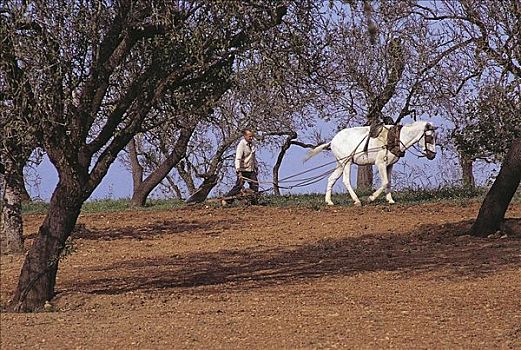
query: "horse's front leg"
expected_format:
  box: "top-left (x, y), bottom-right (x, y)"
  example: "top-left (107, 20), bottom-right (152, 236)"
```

top-left (368, 160), bottom-right (388, 203)
top-left (385, 164), bottom-right (395, 204)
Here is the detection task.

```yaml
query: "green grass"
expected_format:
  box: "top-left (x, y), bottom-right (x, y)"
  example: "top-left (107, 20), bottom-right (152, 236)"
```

top-left (22, 186), bottom-right (520, 214)
top-left (22, 201), bottom-right (50, 214)
top-left (22, 198), bottom-right (185, 215)
top-left (81, 198), bottom-right (185, 213)
top-left (262, 185), bottom-right (520, 209)
top-left (392, 186), bottom-right (488, 203)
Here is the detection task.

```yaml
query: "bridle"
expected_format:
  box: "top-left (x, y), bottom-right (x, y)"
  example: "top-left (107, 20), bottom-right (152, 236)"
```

top-left (400, 123), bottom-right (437, 160)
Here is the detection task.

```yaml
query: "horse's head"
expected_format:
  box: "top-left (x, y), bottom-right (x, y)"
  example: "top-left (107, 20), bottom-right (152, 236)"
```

top-left (420, 122), bottom-right (437, 160)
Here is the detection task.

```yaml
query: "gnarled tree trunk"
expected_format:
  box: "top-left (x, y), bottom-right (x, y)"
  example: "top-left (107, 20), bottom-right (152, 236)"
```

top-left (470, 138), bottom-right (521, 236)
top-left (19, 182), bottom-right (31, 203)
top-left (357, 165), bottom-right (373, 192)
top-left (130, 127), bottom-right (194, 207)
top-left (9, 180), bottom-right (83, 311)
top-left (14, 160), bottom-right (31, 203)
top-left (460, 153), bottom-right (475, 189)
top-left (128, 137), bottom-right (144, 192)
top-left (184, 174), bottom-right (219, 204)
top-left (1, 159), bottom-right (25, 254)
top-left (273, 132), bottom-right (297, 196)
top-left (184, 132), bottom-right (241, 204)
top-left (176, 161), bottom-right (196, 196)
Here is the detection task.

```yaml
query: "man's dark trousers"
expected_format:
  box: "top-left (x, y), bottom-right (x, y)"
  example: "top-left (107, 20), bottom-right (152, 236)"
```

top-left (224, 171), bottom-right (258, 203)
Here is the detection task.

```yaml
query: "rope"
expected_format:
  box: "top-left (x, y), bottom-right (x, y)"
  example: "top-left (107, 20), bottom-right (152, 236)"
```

top-left (239, 142), bottom-right (386, 191)
top-left (277, 158), bottom-right (339, 182)
top-left (278, 135), bottom-right (381, 184)
top-left (277, 168), bottom-right (335, 190)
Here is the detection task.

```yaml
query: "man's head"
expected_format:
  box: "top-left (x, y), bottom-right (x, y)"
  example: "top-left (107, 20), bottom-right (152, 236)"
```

top-left (243, 129), bottom-right (254, 143)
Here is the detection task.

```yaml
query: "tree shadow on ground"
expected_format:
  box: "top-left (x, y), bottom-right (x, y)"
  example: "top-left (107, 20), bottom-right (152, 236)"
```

top-left (72, 219), bottom-right (236, 240)
top-left (66, 218), bottom-right (521, 295)
top-left (25, 219), bottom-right (239, 241)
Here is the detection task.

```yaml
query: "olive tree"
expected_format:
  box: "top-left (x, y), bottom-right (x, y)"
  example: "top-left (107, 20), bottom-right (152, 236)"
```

top-left (454, 85), bottom-right (520, 235)
top-left (2, 0), bottom-right (289, 312)
top-left (412, 0), bottom-right (521, 235)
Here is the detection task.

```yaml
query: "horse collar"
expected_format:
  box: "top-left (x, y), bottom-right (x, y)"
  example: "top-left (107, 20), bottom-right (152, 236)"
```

top-left (387, 125), bottom-right (405, 158)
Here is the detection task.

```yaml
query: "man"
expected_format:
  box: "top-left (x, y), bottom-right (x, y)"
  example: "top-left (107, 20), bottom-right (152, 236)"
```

top-left (222, 129), bottom-right (259, 205)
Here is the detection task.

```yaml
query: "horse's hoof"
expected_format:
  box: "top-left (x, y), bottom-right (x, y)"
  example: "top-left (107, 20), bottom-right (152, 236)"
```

top-left (326, 201), bottom-right (334, 206)
top-left (354, 201), bottom-right (362, 207)
top-left (387, 200), bottom-right (395, 205)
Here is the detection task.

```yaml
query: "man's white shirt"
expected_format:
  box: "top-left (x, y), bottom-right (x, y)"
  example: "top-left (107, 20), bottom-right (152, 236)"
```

top-left (235, 138), bottom-right (257, 172)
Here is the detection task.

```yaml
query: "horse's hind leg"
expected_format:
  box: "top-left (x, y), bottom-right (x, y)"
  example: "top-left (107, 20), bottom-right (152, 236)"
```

top-left (325, 163), bottom-right (344, 205)
top-left (342, 162), bottom-right (361, 206)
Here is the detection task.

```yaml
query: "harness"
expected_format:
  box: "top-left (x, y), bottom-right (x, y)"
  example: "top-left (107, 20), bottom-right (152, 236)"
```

top-left (387, 125), bottom-right (405, 157)
top-left (363, 124), bottom-right (406, 158)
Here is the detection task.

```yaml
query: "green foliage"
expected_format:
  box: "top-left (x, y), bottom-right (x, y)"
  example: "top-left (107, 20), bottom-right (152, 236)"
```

top-left (453, 84), bottom-right (521, 161)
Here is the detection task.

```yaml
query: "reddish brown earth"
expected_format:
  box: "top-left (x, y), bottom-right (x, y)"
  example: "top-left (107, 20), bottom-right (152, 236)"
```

top-left (1, 201), bottom-right (521, 349)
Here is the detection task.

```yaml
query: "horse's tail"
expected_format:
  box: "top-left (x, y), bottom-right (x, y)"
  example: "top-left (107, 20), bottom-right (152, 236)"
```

top-left (304, 142), bottom-right (331, 162)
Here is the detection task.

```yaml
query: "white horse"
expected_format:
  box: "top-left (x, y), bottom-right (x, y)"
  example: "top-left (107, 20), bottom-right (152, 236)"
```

top-left (305, 120), bottom-right (437, 206)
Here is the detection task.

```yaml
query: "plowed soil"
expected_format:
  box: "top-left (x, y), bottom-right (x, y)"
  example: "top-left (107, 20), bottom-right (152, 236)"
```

top-left (1, 201), bottom-right (521, 349)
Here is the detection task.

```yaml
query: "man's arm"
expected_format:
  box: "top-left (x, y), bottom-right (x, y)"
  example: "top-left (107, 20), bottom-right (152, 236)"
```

top-left (234, 142), bottom-right (244, 172)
